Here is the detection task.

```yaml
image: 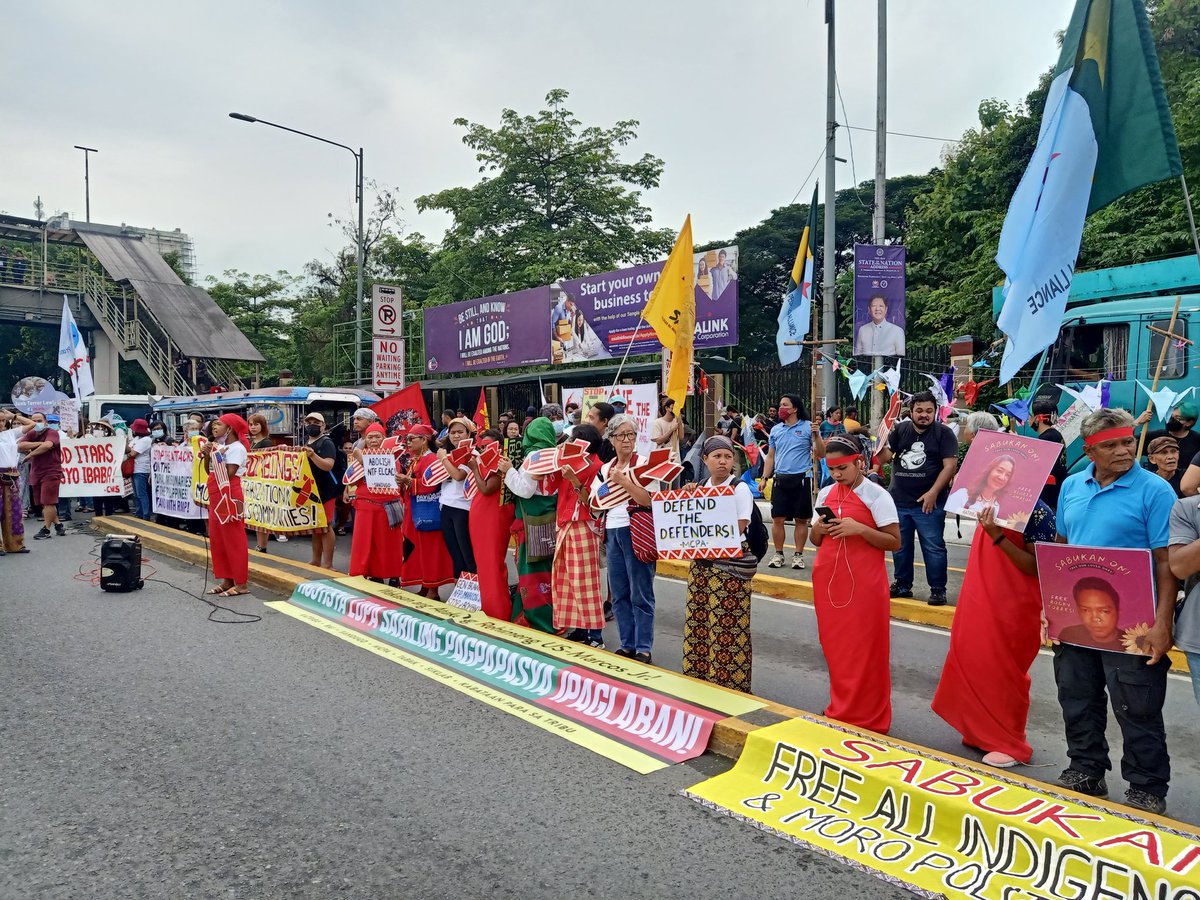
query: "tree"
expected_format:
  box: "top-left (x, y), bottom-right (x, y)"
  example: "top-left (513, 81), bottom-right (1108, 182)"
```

top-left (416, 89), bottom-right (674, 305)
top-left (206, 270), bottom-right (301, 379)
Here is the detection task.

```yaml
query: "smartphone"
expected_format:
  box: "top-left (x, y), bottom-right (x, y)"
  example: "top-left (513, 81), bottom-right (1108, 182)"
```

top-left (815, 506), bottom-right (837, 523)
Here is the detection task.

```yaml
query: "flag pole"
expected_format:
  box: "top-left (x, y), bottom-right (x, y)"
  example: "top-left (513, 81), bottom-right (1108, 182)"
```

top-left (608, 315), bottom-right (646, 394)
top-left (1180, 174), bottom-right (1200, 263)
top-left (1136, 296), bottom-right (1182, 459)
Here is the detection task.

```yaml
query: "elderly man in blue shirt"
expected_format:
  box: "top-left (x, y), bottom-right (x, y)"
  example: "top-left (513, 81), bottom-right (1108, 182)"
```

top-left (1053, 408), bottom-right (1177, 816)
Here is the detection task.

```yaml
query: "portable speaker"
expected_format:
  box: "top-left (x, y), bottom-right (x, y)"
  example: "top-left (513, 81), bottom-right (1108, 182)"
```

top-left (100, 534), bottom-right (144, 592)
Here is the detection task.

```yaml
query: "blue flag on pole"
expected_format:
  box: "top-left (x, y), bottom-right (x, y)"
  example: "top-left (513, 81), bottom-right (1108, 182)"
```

top-left (777, 185), bottom-right (818, 365)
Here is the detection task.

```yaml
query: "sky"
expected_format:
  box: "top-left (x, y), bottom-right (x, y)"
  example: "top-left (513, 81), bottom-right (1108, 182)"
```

top-left (1, 0), bottom-right (1075, 285)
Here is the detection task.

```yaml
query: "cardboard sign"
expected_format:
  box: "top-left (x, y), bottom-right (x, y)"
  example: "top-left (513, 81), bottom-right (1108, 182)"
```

top-left (363, 452), bottom-right (399, 493)
top-left (446, 573), bottom-right (482, 611)
top-left (192, 441), bottom-right (328, 533)
top-left (58, 433), bottom-right (126, 497)
top-left (650, 484), bottom-right (742, 560)
top-left (1035, 543), bottom-right (1157, 655)
top-left (151, 443), bottom-right (207, 519)
top-left (945, 430), bottom-right (1056, 529)
top-left (565, 382), bottom-right (659, 458)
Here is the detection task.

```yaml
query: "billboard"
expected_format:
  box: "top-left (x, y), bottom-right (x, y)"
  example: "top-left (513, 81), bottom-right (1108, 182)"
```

top-left (852, 244), bottom-right (906, 358)
top-left (422, 248), bottom-right (740, 374)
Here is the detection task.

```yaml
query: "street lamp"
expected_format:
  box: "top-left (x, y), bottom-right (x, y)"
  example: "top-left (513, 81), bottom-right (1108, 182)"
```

top-left (228, 112), bottom-right (366, 385)
top-left (73, 145), bottom-right (98, 223)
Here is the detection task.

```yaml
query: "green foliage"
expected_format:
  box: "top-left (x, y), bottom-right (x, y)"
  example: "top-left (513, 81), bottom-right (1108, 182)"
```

top-left (206, 270), bottom-right (301, 378)
top-left (0, 326), bottom-right (59, 395)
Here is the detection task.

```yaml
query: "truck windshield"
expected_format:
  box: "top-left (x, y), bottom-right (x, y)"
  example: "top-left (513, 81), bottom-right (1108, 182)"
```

top-left (1047, 323), bottom-right (1128, 381)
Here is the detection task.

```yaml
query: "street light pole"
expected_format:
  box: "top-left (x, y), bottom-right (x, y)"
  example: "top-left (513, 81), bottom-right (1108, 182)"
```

top-left (228, 112), bottom-right (366, 385)
top-left (73, 145), bottom-right (98, 223)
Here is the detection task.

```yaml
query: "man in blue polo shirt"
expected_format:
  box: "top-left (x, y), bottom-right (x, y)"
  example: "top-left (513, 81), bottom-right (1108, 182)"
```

top-left (1054, 408), bottom-right (1177, 816)
top-left (762, 393), bottom-right (825, 569)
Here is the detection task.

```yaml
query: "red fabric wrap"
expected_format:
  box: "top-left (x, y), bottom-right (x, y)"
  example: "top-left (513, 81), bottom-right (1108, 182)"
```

top-left (1083, 426), bottom-right (1133, 447)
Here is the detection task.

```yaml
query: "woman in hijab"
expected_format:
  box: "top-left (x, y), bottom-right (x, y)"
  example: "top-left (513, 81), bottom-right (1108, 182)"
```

top-left (399, 423), bottom-right (454, 598)
top-left (682, 435), bottom-right (758, 691)
top-left (498, 417), bottom-right (558, 633)
top-left (549, 424), bottom-right (606, 645)
top-left (348, 423), bottom-right (406, 584)
top-left (466, 429), bottom-right (511, 619)
top-left (202, 413), bottom-right (250, 597)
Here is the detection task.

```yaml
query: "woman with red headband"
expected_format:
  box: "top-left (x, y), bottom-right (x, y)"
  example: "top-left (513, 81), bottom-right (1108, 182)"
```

top-left (399, 423), bottom-right (454, 598)
top-left (202, 413), bottom-right (251, 597)
top-left (465, 429), bottom-right (512, 619)
top-left (348, 423), bottom-right (406, 583)
top-left (810, 434), bottom-right (900, 732)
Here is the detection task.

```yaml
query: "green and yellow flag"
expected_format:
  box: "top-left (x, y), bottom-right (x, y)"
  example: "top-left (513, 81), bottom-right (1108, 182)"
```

top-left (642, 216), bottom-right (695, 410)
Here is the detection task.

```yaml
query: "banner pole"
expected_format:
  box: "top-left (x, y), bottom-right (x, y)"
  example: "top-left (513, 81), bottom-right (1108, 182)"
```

top-left (1181, 174), bottom-right (1200, 264)
top-left (1135, 295), bottom-right (1182, 459)
top-left (609, 315), bottom-right (647, 394)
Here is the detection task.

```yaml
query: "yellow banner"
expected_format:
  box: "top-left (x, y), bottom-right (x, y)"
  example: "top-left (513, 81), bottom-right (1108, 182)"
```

top-left (686, 714), bottom-right (1200, 899)
top-left (191, 440), bottom-right (327, 533)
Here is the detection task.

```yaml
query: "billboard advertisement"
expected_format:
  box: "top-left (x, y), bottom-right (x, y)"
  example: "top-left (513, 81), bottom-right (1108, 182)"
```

top-left (423, 286), bottom-right (552, 375)
top-left (852, 244), bottom-right (906, 358)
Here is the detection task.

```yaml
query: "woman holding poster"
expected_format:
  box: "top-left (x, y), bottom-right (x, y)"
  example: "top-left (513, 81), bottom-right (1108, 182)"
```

top-left (466, 430), bottom-right (512, 620)
top-left (348, 423), bottom-right (405, 584)
top-left (549, 425), bottom-right (605, 646)
top-left (932, 501), bottom-right (1055, 768)
top-left (810, 435), bottom-right (900, 733)
top-left (682, 436), bottom-right (757, 692)
top-left (399, 425), bottom-right (454, 599)
top-left (202, 414), bottom-right (250, 597)
top-left (499, 418), bottom-right (559, 633)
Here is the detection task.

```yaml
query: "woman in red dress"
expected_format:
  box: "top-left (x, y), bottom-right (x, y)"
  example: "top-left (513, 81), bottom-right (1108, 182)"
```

top-left (932, 502), bottom-right (1055, 767)
top-left (203, 413), bottom-right (251, 597)
top-left (549, 424), bottom-right (605, 644)
top-left (810, 435), bottom-right (900, 734)
top-left (348, 423), bottom-right (405, 583)
top-left (466, 430), bottom-right (512, 619)
top-left (400, 424), bottom-right (454, 598)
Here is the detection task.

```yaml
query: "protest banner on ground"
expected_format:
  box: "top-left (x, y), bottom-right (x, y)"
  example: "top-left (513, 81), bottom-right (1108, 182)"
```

top-left (1035, 543), bottom-right (1157, 654)
top-left (944, 430), bottom-right (1057, 529)
top-left (151, 443), bottom-right (207, 519)
top-left (651, 485), bottom-right (742, 560)
top-left (58, 433), bottom-right (125, 498)
top-left (686, 713), bottom-right (1200, 899)
top-left (275, 577), bottom-right (764, 773)
top-left (362, 452), bottom-right (400, 494)
top-left (192, 442), bottom-right (328, 533)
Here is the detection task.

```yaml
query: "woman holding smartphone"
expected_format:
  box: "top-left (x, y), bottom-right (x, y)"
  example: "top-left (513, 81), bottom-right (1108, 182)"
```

top-left (810, 434), bottom-right (900, 733)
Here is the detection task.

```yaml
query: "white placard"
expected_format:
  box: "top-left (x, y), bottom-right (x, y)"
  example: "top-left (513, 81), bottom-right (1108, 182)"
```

top-left (151, 443), bottom-right (208, 519)
top-left (372, 337), bottom-right (405, 392)
top-left (363, 452), bottom-right (398, 490)
top-left (58, 433), bottom-right (126, 498)
top-left (650, 485), bottom-right (743, 560)
top-left (446, 573), bottom-right (482, 611)
top-left (372, 284), bottom-right (402, 337)
top-left (564, 382), bottom-right (659, 459)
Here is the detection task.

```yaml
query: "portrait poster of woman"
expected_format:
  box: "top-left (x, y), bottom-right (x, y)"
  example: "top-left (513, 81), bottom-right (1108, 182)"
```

top-left (945, 430), bottom-right (1056, 529)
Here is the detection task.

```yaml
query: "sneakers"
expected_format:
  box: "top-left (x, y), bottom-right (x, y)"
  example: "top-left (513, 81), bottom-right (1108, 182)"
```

top-left (275, 534), bottom-right (289, 543)
top-left (54, 524), bottom-right (66, 537)
top-left (791, 553), bottom-right (805, 570)
top-left (768, 552), bottom-right (785, 568)
top-left (928, 590), bottom-right (948, 607)
top-left (33, 527), bottom-right (52, 540)
top-left (1125, 788), bottom-right (1167, 816)
top-left (586, 639), bottom-right (605, 650)
top-left (1057, 768), bottom-right (1108, 797)
top-left (889, 582), bottom-right (913, 599)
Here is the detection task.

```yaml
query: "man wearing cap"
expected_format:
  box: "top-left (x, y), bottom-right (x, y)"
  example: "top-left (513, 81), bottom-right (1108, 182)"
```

top-left (1143, 401), bottom-right (1200, 471)
top-left (303, 412), bottom-right (339, 569)
top-left (19, 411), bottom-right (65, 539)
top-left (1053, 408), bottom-right (1177, 816)
top-left (126, 418), bottom-right (154, 520)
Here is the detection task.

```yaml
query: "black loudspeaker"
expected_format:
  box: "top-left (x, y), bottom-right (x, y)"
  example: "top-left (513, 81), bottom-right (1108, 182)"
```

top-left (100, 534), bottom-right (144, 592)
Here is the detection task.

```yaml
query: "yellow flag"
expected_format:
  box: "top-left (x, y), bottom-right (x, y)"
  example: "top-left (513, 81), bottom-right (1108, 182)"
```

top-left (641, 216), bottom-right (695, 410)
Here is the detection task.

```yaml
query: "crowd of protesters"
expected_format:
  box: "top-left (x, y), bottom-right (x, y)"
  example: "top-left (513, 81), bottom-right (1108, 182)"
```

top-left (6, 388), bottom-right (1200, 819)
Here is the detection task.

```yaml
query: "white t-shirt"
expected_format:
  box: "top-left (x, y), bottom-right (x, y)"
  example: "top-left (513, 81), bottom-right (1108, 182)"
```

top-left (813, 478), bottom-right (899, 528)
top-left (592, 458), bottom-right (660, 530)
top-left (131, 435), bottom-right (154, 474)
top-left (217, 440), bottom-right (248, 473)
top-left (439, 460), bottom-right (473, 511)
top-left (0, 425), bottom-right (22, 469)
top-left (705, 475), bottom-right (754, 535)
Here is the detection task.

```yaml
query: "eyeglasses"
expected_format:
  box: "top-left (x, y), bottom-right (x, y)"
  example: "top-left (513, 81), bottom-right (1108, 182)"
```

top-left (612, 433), bottom-right (637, 442)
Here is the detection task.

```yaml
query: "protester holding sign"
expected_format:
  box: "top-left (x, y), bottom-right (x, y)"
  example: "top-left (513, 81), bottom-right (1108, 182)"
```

top-left (248, 414), bottom-right (274, 553)
top-left (933, 415), bottom-right (1057, 768)
top-left (399, 424), bottom-right (454, 599)
top-left (810, 434), bottom-right (900, 734)
top-left (681, 436), bottom-right (757, 692)
top-left (126, 418), bottom-right (153, 520)
top-left (548, 425), bottom-right (606, 646)
top-left (467, 430), bottom-right (512, 621)
top-left (302, 412), bottom-right (339, 570)
top-left (437, 418), bottom-right (478, 579)
top-left (348, 423), bottom-right (406, 584)
top-left (500, 418), bottom-right (559, 633)
top-left (201, 414), bottom-right (250, 598)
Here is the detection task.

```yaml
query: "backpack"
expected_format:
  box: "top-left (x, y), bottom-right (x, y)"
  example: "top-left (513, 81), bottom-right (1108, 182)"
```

top-left (746, 502), bottom-right (769, 562)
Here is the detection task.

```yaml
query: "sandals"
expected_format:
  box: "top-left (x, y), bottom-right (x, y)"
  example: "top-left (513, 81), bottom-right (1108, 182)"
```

top-left (218, 587), bottom-right (252, 597)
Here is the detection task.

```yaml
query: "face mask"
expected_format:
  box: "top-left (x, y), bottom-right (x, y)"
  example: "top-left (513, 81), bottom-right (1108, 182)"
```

top-left (33, 423), bottom-right (46, 433)
top-left (305, 424), bottom-right (322, 438)
top-left (152, 430), bottom-right (165, 440)
top-left (552, 420), bottom-right (565, 436)
top-left (49, 424), bottom-right (60, 432)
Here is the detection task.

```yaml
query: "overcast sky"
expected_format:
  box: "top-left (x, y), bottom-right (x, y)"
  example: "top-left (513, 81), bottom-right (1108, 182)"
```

top-left (2, 0), bottom-right (1074, 285)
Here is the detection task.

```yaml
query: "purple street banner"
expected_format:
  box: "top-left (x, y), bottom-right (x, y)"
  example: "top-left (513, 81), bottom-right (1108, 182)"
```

top-left (852, 244), bottom-right (906, 358)
top-left (944, 430), bottom-right (1056, 530)
top-left (1034, 543), bottom-right (1157, 655)
top-left (557, 246), bottom-right (739, 362)
top-left (423, 286), bottom-right (552, 374)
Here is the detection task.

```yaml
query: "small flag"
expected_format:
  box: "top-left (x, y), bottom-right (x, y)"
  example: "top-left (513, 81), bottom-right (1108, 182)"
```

top-left (777, 185), bottom-right (818, 365)
top-left (472, 388), bottom-right (489, 432)
top-left (422, 458), bottom-right (450, 487)
top-left (58, 296), bottom-right (95, 399)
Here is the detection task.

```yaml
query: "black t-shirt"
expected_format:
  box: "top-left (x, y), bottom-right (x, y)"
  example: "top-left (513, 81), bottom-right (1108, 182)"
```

top-left (307, 435), bottom-right (340, 502)
top-left (887, 420), bottom-right (958, 506)
top-left (1037, 427), bottom-right (1069, 510)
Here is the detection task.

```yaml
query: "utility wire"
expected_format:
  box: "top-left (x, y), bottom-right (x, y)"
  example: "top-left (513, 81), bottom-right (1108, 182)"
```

top-left (842, 124), bottom-right (962, 144)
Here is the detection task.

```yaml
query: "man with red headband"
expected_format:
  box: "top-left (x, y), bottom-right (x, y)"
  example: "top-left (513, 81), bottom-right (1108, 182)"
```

top-left (1053, 408), bottom-right (1177, 816)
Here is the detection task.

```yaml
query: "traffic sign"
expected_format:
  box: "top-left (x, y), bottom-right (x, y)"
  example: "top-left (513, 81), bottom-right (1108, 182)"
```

top-left (372, 284), bottom-right (402, 336)
top-left (372, 337), bottom-right (405, 392)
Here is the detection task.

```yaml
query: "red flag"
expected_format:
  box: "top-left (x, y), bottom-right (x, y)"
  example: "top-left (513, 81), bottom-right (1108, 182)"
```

top-left (472, 387), bottom-right (489, 432)
top-left (370, 383), bottom-right (429, 436)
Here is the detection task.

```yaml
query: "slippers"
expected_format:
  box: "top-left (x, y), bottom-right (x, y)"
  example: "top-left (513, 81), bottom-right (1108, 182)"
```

top-left (218, 587), bottom-right (251, 597)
